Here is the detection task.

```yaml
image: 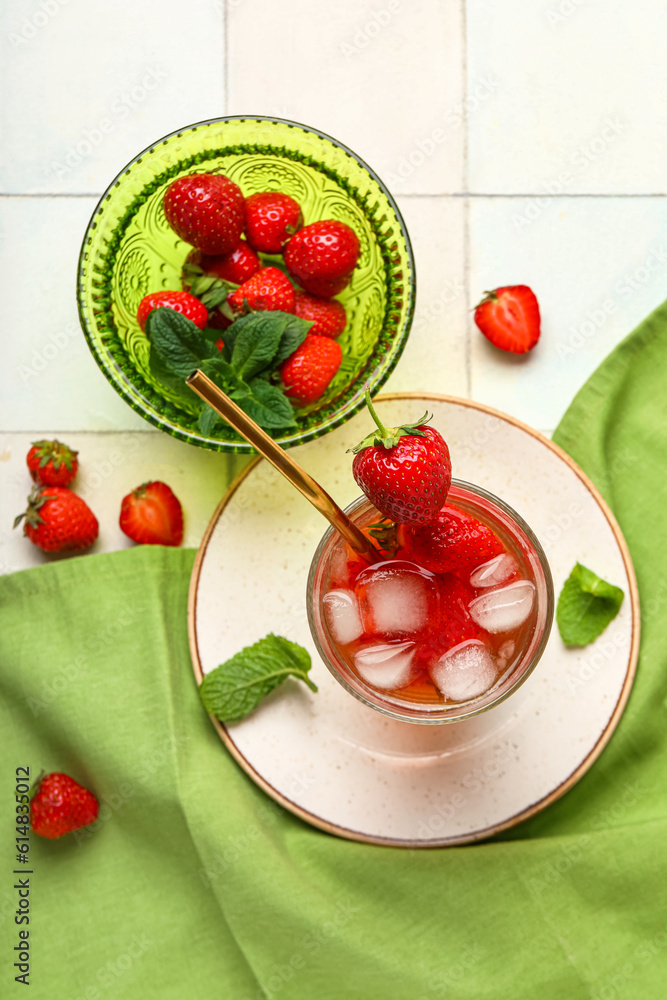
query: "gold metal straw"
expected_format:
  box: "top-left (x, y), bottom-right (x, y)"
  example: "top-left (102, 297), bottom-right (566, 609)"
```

top-left (186, 369), bottom-right (380, 562)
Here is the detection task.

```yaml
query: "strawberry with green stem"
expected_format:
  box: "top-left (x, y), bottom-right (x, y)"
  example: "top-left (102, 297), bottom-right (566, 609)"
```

top-left (350, 391), bottom-right (452, 525)
top-left (14, 486), bottom-right (99, 552)
top-left (26, 439), bottom-right (78, 488)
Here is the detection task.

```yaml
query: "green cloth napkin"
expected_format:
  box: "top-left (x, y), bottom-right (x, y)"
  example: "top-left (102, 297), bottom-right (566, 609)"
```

top-left (2, 303), bottom-right (667, 999)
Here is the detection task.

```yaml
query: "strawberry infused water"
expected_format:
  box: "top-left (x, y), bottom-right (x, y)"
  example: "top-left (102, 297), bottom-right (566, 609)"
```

top-left (307, 398), bottom-right (553, 723)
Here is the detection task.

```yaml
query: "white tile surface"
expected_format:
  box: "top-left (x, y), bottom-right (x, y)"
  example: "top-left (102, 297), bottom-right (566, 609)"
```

top-left (469, 197), bottom-right (667, 429)
top-left (384, 196), bottom-right (468, 396)
top-left (1, 2), bottom-right (664, 573)
top-left (227, 0), bottom-right (464, 195)
top-left (467, 0), bottom-right (667, 194)
top-left (0, 0), bottom-right (225, 194)
top-left (0, 432), bottom-right (245, 574)
top-left (0, 197), bottom-right (148, 431)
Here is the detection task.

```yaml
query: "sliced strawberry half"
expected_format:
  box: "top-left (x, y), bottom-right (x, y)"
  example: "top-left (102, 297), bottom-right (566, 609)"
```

top-left (474, 285), bottom-right (540, 354)
top-left (119, 481), bottom-right (184, 547)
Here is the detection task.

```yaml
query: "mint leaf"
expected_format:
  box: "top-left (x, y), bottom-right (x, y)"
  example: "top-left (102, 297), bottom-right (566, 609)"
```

top-left (557, 563), bottom-right (624, 647)
top-left (197, 405), bottom-right (222, 436)
top-left (146, 307), bottom-right (218, 377)
top-left (273, 314), bottom-right (312, 366)
top-left (230, 312), bottom-right (290, 380)
top-left (231, 378), bottom-right (297, 429)
top-left (199, 634), bottom-right (317, 723)
top-left (148, 346), bottom-right (198, 407)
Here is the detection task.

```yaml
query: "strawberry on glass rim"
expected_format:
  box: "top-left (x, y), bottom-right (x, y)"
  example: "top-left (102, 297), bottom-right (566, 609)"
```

top-left (350, 391), bottom-right (452, 525)
top-left (474, 285), bottom-right (541, 354)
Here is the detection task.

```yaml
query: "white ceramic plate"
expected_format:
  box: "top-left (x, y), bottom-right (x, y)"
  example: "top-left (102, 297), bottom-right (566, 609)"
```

top-left (188, 394), bottom-right (639, 847)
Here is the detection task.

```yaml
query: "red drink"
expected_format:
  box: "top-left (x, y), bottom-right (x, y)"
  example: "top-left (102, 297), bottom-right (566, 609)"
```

top-left (308, 482), bottom-right (554, 724)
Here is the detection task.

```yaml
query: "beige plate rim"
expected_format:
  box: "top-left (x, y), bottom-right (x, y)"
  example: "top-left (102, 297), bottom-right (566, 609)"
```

top-left (187, 392), bottom-right (641, 848)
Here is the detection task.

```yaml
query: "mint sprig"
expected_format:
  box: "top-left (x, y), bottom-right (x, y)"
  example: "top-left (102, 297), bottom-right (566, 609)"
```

top-left (145, 307), bottom-right (312, 434)
top-left (556, 563), bottom-right (624, 647)
top-left (199, 634), bottom-right (318, 723)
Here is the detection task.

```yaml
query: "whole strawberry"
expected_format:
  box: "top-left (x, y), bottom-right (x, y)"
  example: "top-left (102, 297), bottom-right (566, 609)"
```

top-left (474, 285), bottom-right (541, 354)
top-left (137, 290), bottom-right (208, 332)
top-left (280, 334), bottom-right (343, 406)
top-left (351, 394), bottom-right (452, 525)
top-left (119, 481), bottom-right (183, 546)
top-left (184, 242), bottom-right (261, 286)
top-left (27, 439), bottom-right (78, 488)
top-left (228, 266), bottom-right (296, 315)
top-left (399, 508), bottom-right (504, 574)
top-left (14, 486), bottom-right (98, 552)
top-left (245, 191), bottom-right (303, 253)
top-left (163, 173), bottom-right (245, 255)
top-left (31, 772), bottom-right (99, 839)
top-left (285, 220), bottom-right (360, 298)
top-left (294, 289), bottom-right (347, 338)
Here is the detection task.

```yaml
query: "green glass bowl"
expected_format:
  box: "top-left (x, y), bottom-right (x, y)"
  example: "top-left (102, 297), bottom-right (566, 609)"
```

top-left (77, 116), bottom-right (415, 452)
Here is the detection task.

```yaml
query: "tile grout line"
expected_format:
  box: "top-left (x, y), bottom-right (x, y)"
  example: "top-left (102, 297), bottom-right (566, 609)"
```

top-left (461, 0), bottom-right (472, 401)
top-left (3, 191), bottom-right (667, 200)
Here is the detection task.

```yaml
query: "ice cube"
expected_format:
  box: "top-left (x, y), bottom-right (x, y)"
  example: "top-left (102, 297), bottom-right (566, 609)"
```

top-left (355, 559), bottom-right (437, 637)
top-left (354, 641), bottom-right (416, 690)
top-left (496, 639), bottom-right (516, 670)
top-left (469, 581), bottom-right (535, 633)
top-left (470, 553), bottom-right (519, 589)
top-left (429, 640), bottom-right (497, 702)
top-left (328, 546), bottom-right (351, 588)
top-left (323, 589), bottom-right (363, 645)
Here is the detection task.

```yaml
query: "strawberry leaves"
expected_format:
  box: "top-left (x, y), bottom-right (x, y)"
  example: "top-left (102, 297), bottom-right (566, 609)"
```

top-left (146, 307), bottom-right (312, 435)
